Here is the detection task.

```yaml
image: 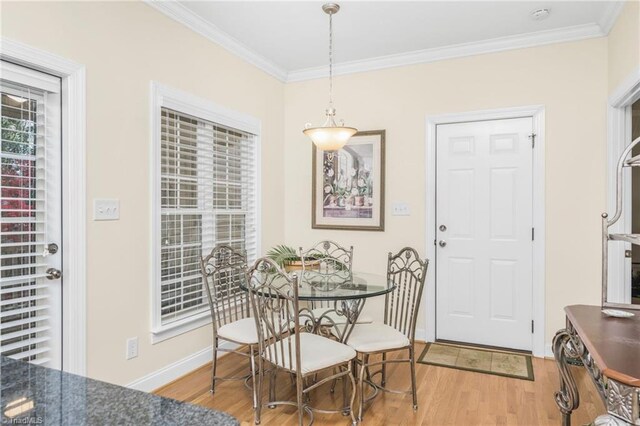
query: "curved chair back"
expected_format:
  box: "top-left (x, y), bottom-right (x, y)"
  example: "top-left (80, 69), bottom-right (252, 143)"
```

top-left (299, 240), bottom-right (353, 274)
top-left (247, 257), bottom-right (302, 375)
top-left (299, 241), bottom-right (353, 309)
top-left (385, 247), bottom-right (429, 343)
top-left (200, 245), bottom-right (249, 334)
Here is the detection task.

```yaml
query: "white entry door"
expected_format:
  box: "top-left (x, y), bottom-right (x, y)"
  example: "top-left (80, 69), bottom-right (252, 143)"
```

top-left (436, 117), bottom-right (533, 351)
top-left (1, 61), bottom-right (63, 368)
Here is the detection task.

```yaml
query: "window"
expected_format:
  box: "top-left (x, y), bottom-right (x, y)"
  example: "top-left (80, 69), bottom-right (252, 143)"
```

top-left (151, 83), bottom-right (259, 341)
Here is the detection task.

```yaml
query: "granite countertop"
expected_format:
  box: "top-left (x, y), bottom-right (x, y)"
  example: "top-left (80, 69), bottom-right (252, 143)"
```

top-left (1, 356), bottom-right (238, 425)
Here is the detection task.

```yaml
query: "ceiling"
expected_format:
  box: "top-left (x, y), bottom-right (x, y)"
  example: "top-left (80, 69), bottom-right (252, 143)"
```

top-left (150, 1), bottom-right (623, 81)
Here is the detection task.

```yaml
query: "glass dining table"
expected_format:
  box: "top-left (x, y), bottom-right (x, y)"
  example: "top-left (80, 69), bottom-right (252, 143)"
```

top-left (242, 269), bottom-right (395, 343)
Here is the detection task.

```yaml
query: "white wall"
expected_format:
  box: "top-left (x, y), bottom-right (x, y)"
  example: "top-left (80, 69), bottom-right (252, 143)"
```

top-left (283, 38), bottom-right (609, 349)
top-left (1, 1), bottom-right (285, 386)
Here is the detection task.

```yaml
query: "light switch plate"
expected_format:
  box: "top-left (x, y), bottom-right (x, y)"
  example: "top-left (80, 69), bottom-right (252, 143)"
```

top-left (392, 202), bottom-right (410, 216)
top-left (94, 199), bottom-right (120, 221)
top-left (126, 337), bottom-right (138, 360)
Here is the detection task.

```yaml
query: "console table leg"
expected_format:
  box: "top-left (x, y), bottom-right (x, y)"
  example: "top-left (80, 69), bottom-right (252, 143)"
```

top-left (553, 329), bottom-right (581, 426)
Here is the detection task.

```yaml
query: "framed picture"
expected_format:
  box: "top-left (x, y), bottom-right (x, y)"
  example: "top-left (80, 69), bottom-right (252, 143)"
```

top-left (312, 130), bottom-right (385, 231)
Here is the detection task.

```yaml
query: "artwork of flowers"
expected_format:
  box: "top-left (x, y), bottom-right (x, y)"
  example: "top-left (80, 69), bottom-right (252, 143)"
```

top-left (312, 130), bottom-right (385, 231)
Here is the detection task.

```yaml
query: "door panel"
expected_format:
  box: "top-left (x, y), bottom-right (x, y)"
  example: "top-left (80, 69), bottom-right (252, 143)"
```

top-left (436, 117), bottom-right (533, 351)
top-left (0, 61), bottom-right (62, 368)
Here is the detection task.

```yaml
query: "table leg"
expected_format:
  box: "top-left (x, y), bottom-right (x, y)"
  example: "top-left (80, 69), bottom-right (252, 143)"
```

top-left (337, 299), bottom-right (365, 343)
top-left (553, 329), bottom-right (581, 426)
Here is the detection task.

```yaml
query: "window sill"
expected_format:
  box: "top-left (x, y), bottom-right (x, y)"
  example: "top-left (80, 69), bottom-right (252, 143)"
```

top-left (151, 311), bottom-right (211, 344)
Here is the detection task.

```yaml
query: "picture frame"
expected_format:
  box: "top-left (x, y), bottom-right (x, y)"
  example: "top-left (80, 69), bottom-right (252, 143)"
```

top-left (312, 130), bottom-right (385, 231)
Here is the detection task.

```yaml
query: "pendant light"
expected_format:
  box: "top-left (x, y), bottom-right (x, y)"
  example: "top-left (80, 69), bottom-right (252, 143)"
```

top-left (303, 3), bottom-right (357, 151)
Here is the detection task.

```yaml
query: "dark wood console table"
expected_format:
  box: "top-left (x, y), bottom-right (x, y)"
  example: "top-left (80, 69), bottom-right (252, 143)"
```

top-left (553, 305), bottom-right (640, 425)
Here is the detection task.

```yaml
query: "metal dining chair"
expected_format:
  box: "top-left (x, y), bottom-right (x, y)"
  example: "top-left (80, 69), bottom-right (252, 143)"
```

top-left (200, 245), bottom-right (258, 407)
top-left (299, 241), bottom-right (373, 328)
top-left (344, 247), bottom-right (429, 420)
top-left (247, 257), bottom-right (358, 426)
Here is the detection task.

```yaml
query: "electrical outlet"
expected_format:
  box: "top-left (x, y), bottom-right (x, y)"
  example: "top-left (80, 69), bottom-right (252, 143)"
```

top-left (126, 337), bottom-right (138, 360)
top-left (392, 202), bottom-right (410, 216)
top-left (94, 199), bottom-right (120, 221)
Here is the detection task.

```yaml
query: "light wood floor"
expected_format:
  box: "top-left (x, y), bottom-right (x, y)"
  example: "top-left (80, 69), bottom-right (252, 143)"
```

top-left (154, 342), bottom-right (604, 425)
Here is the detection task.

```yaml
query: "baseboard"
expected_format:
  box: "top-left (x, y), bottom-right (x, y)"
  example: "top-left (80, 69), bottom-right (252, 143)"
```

top-left (126, 341), bottom-right (238, 392)
top-left (545, 343), bottom-right (554, 358)
top-left (415, 327), bottom-right (428, 343)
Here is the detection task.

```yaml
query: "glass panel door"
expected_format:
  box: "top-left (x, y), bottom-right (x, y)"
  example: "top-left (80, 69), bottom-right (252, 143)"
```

top-left (1, 62), bottom-right (62, 368)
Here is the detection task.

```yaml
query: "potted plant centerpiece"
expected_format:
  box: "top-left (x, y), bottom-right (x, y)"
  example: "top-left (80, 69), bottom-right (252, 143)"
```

top-left (266, 245), bottom-right (320, 273)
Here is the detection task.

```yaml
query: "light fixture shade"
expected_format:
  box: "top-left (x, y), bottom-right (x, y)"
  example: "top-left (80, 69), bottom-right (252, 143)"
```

top-left (303, 125), bottom-right (357, 151)
top-left (303, 4), bottom-right (357, 151)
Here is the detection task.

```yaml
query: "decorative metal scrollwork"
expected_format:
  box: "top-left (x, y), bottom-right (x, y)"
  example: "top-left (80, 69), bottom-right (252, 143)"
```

top-left (553, 329), bottom-right (581, 422)
top-left (606, 379), bottom-right (638, 424)
top-left (554, 319), bottom-right (639, 426)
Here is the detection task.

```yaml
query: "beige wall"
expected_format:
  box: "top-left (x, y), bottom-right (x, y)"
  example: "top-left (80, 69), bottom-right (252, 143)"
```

top-left (0, 0), bottom-right (628, 386)
top-left (1, 1), bottom-right (285, 385)
top-left (284, 38), bottom-right (609, 350)
top-left (608, 0), bottom-right (640, 93)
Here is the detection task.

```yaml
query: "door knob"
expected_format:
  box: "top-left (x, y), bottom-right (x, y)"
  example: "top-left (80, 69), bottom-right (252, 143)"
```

top-left (439, 224), bottom-right (447, 232)
top-left (438, 240), bottom-right (447, 247)
top-left (46, 268), bottom-right (62, 280)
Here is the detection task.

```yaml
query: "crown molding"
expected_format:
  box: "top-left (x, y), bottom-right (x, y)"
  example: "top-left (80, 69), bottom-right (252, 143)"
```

top-left (143, 1), bottom-right (609, 84)
top-left (598, 1), bottom-right (626, 35)
top-left (287, 23), bottom-right (605, 82)
top-left (144, 0), bottom-right (288, 82)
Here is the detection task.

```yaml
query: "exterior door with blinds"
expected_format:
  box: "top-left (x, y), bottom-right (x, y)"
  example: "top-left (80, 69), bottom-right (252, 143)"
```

top-left (1, 61), bottom-right (62, 368)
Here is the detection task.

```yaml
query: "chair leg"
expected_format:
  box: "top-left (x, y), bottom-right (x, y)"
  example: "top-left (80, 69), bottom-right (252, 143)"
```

top-left (358, 355), bottom-right (368, 421)
top-left (255, 357), bottom-right (263, 425)
top-left (249, 345), bottom-right (258, 409)
top-left (381, 352), bottom-right (387, 386)
top-left (342, 367), bottom-right (348, 414)
top-left (295, 372), bottom-right (304, 426)
top-left (347, 363), bottom-right (358, 426)
top-left (409, 346), bottom-right (418, 411)
top-left (268, 368), bottom-right (277, 408)
top-left (330, 376), bottom-right (338, 394)
top-left (211, 338), bottom-right (218, 393)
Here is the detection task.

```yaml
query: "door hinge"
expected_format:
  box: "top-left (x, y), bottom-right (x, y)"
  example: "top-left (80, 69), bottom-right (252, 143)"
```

top-left (532, 227), bottom-right (535, 241)
top-left (529, 133), bottom-right (536, 148)
top-left (531, 320), bottom-right (534, 333)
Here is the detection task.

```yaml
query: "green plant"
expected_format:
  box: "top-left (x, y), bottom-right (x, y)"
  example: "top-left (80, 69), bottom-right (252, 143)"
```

top-left (266, 245), bottom-right (300, 268)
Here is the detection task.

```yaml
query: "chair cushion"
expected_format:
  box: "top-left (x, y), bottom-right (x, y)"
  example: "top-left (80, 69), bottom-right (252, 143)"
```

top-left (264, 333), bottom-right (356, 375)
top-left (345, 323), bottom-right (410, 353)
top-left (311, 308), bottom-right (373, 325)
top-left (217, 317), bottom-right (259, 345)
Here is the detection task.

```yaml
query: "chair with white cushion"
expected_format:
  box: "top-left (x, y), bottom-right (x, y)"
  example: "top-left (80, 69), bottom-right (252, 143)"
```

top-left (200, 245), bottom-right (258, 406)
top-left (346, 247), bottom-right (429, 420)
top-left (299, 241), bottom-right (373, 329)
top-left (247, 257), bottom-right (358, 426)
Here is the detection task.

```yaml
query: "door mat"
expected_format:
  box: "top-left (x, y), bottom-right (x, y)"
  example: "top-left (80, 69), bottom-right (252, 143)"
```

top-left (418, 342), bottom-right (534, 381)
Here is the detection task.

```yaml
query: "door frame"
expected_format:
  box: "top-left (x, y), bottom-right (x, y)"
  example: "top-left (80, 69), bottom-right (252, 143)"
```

top-left (1, 38), bottom-right (87, 374)
top-left (606, 68), bottom-right (640, 304)
top-left (425, 105), bottom-right (546, 357)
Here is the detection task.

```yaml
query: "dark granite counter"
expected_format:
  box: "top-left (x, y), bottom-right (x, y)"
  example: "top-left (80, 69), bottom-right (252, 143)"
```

top-left (0, 356), bottom-right (238, 425)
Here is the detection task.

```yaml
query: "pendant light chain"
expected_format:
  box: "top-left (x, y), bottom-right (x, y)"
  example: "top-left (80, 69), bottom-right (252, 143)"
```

top-left (328, 11), bottom-right (333, 108)
top-left (302, 3), bottom-right (357, 151)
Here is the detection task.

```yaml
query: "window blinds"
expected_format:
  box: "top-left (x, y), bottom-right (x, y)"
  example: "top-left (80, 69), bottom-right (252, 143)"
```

top-left (0, 84), bottom-right (51, 364)
top-left (160, 107), bottom-right (257, 325)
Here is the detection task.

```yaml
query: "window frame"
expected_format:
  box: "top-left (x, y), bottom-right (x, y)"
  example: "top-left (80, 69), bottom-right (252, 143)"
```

top-left (150, 82), bottom-right (261, 343)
